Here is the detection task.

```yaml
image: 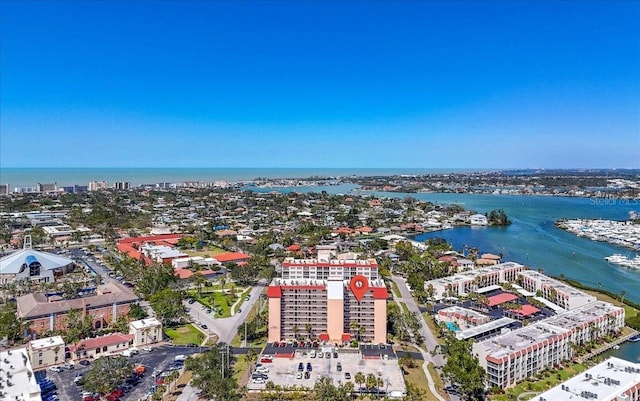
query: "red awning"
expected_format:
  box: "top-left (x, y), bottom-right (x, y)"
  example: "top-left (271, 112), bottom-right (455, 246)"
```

top-left (341, 333), bottom-right (351, 341)
top-left (319, 333), bottom-right (330, 341)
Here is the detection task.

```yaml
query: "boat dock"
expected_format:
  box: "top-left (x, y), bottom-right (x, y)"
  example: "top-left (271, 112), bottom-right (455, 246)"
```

top-left (576, 329), bottom-right (640, 363)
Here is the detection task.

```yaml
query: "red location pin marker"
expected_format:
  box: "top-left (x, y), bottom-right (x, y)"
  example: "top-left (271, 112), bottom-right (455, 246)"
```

top-left (350, 275), bottom-right (369, 302)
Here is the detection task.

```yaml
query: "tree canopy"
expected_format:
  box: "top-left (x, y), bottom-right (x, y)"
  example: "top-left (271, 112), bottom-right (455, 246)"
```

top-left (442, 337), bottom-right (486, 401)
top-left (82, 355), bottom-right (134, 394)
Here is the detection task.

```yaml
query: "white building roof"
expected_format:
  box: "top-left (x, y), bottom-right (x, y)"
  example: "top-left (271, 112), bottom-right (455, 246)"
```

top-left (29, 335), bottom-right (64, 351)
top-left (129, 318), bottom-right (162, 330)
top-left (537, 357), bottom-right (640, 401)
top-left (0, 248), bottom-right (74, 274)
top-left (0, 347), bottom-right (41, 401)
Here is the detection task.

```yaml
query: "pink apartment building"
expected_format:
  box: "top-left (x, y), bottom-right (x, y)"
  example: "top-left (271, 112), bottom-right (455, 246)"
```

top-left (267, 246), bottom-right (387, 344)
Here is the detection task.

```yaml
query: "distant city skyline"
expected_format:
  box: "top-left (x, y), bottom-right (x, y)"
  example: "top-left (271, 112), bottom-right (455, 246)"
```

top-left (1, 1), bottom-right (638, 169)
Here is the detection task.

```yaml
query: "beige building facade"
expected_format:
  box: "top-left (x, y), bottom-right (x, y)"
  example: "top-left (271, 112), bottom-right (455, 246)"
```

top-left (28, 335), bottom-right (65, 370)
top-left (129, 318), bottom-right (162, 346)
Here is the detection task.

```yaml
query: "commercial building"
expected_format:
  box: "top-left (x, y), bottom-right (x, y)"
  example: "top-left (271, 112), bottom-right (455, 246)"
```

top-left (68, 333), bottom-right (134, 361)
top-left (0, 242), bottom-right (75, 284)
top-left (28, 336), bottom-right (65, 370)
top-left (268, 245), bottom-right (387, 344)
top-left (517, 270), bottom-right (596, 310)
top-left (17, 282), bottom-right (139, 334)
top-left (537, 357), bottom-right (640, 401)
top-left (129, 318), bottom-right (163, 347)
top-left (424, 262), bottom-right (525, 299)
top-left (113, 181), bottom-right (131, 190)
top-left (37, 182), bottom-right (57, 193)
top-left (0, 347), bottom-right (41, 401)
top-left (473, 301), bottom-right (624, 388)
top-left (116, 234), bottom-right (183, 265)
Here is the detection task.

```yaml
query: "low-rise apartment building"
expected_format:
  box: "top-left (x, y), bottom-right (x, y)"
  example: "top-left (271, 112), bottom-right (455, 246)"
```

top-left (537, 357), bottom-right (640, 401)
top-left (473, 301), bottom-right (624, 388)
top-left (68, 333), bottom-right (134, 361)
top-left (424, 262), bottom-right (525, 299)
top-left (517, 270), bottom-right (596, 310)
top-left (436, 306), bottom-right (491, 328)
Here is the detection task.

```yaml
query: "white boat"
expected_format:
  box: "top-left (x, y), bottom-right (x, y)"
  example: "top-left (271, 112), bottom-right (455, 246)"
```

top-left (613, 345), bottom-right (620, 350)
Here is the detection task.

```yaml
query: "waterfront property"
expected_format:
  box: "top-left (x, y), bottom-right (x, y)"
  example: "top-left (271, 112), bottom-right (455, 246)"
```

top-left (537, 356), bottom-right (640, 401)
top-left (16, 282), bottom-right (139, 334)
top-left (517, 270), bottom-right (596, 310)
top-left (424, 262), bottom-right (525, 299)
top-left (268, 245), bottom-right (387, 344)
top-left (473, 301), bottom-right (625, 388)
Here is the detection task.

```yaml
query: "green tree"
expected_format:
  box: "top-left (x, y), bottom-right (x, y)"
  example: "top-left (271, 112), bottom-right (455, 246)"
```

top-left (127, 303), bottom-right (148, 320)
top-left (354, 372), bottom-right (365, 391)
top-left (313, 376), bottom-right (351, 401)
top-left (0, 304), bottom-right (27, 343)
top-left (442, 337), bottom-right (486, 401)
top-left (83, 355), bottom-right (133, 394)
top-left (185, 343), bottom-right (240, 400)
top-left (149, 288), bottom-right (186, 326)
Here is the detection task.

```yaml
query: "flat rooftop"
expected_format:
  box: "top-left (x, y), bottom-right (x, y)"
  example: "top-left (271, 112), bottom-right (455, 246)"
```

top-left (537, 357), bottom-right (640, 401)
top-left (0, 347), bottom-right (41, 401)
top-left (438, 306), bottom-right (488, 321)
top-left (29, 335), bottom-right (64, 350)
top-left (425, 262), bottom-right (524, 287)
top-left (456, 317), bottom-right (516, 341)
top-left (476, 321), bottom-right (570, 360)
top-left (518, 270), bottom-right (596, 300)
top-left (543, 301), bottom-right (623, 330)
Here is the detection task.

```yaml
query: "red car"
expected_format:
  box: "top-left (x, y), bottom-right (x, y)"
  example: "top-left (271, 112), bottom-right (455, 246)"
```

top-left (156, 378), bottom-right (165, 385)
top-left (110, 388), bottom-right (124, 398)
top-left (260, 358), bottom-right (273, 363)
top-left (105, 396), bottom-right (119, 401)
top-left (83, 397), bottom-right (99, 401)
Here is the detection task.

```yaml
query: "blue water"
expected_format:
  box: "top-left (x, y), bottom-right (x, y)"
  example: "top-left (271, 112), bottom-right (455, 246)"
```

top-left (445, 322), bottom-right (460, 332)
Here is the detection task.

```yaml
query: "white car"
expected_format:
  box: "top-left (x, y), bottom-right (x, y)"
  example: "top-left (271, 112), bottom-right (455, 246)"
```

top-left (143, 347), bottom-right (153, 352)
top-left (252, 378), bottom-right (266, 384)
top-left (296, 372), bottom-right (303, 379)
top-left (49, 366), bottom-right (64, 373)
top-left (255, 366), bottom-right (269, 373)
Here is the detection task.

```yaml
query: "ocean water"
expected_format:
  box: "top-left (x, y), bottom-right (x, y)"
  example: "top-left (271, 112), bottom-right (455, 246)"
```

top-left (0, 167), bottom-right (478, 189)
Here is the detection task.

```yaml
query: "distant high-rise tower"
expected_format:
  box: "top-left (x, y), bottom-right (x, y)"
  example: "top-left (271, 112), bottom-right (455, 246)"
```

top-left (88, 181), bottom-right (109, 191)
top-left (114, 182), bottom-right (131, 190)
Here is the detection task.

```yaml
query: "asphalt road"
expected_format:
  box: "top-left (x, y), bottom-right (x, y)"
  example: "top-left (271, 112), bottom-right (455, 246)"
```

top-left (184, 283), bottom-right (266, 344)
top-left (392, 275), bottom-right (460, 401)
top-left (45, 345), bottom-right (201, 401)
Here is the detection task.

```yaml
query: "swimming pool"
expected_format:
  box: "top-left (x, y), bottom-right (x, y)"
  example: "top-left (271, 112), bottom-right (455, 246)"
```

top-left (445, 322), bottom-right (460, 332)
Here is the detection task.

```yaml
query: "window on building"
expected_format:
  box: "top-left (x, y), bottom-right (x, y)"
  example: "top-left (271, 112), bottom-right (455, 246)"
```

top-left (96, 348), bottom-right (101, 354)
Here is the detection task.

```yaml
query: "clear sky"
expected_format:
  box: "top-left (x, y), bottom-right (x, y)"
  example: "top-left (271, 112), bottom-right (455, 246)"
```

top-left (1, 0), bottom-right (639, 169)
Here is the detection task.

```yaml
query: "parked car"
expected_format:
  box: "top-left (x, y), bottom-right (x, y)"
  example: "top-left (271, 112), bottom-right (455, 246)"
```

top-left (79, 360), bottom-right (90, 366)
top-left (298, 362), bottom-right (304, 371)
top-left (306, 362), bottom-right (312, 372)
top-left (252, 378), bottom-right (266, 384)
top-left (337, 362), bottom-right (342, 372)
top-left (255, 366), bottom-right (269, 373)
top-left (296, 372), bottom-right (303, 379)
top-left (49, 366), bottom-right (63, 373)
top-left (304, 371), bottom-right (311, 379)
top-left (63, 363), bottom-right (74, 370)
top-left (345, 372), bottom-right (351, 380)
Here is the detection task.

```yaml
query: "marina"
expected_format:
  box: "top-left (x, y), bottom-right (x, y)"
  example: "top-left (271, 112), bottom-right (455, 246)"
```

top-left (556, 218), bottom-right (640, 251)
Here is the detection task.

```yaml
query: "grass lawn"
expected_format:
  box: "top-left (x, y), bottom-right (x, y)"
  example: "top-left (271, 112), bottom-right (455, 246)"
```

top-left (428, 362), bottom-right (448, 400)
top-left (581, 288), bottom-right (639, 320)
top-left (164, 370), bottom-right (193, 401)
top-left (390, 281), bottom-right (402, 298)
top-left (400, 302), bottom-right (411, 315)
top-left (165, 324), bottom-right (206, 345)
top-left (489, 363), bottom-right (587, 401)
top-left (232, 354), bottom-right (251, 384)
top-left (188, 289), bottom-right (241, 318)
top-left (402, 364), bottom-right (441, 401)
top-left (423, 313), bottom-right (446, 345)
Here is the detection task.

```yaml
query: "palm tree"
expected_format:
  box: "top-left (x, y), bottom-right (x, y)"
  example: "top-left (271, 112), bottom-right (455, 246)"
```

top-left (354, 372), bottom-right (365, 392)
top-left (620, 290), bottom-right (627, 305)
top-left (365, 373), bottom-right (377, 393)
top-left (305, 323), bottom-right (313, 340)
top-left (292, 325), bottom-right (299, 340)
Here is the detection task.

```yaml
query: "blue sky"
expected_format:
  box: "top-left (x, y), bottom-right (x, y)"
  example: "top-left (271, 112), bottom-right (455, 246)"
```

top-left (1, 1), bottom-right (639, 168)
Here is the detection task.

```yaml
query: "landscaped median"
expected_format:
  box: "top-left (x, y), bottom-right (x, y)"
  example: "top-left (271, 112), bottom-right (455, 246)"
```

top-left (187, 284), bottom-right (250, 318)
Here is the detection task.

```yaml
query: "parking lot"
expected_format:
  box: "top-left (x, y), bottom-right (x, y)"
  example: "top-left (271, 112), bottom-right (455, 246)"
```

top-left (44, 345), bottom-right (201, 401)
top-left (247, 346), bottom-right (406, 395)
